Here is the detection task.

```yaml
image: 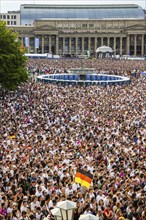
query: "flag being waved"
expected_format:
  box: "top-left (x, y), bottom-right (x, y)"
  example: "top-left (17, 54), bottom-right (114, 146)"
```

top-left (75, 169), bottom-right (93, 189)
top-left (10, 135), bottom-right (16, 139)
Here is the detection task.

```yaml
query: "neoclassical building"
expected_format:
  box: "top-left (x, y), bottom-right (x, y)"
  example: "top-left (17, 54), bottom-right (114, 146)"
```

top-left (10, 4), bottom-right (146, 57)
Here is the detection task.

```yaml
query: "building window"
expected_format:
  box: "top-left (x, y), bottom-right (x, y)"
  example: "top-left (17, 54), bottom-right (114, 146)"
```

top-left (11, 15), bottom-right (13, 19)
top-left (7, 21), bottom-right (10, 25)
top-left (7, 15), bottom-right (10, 19)
top-left (89, 24), bottom-right (94, 28)
top-left (3, 15), bottom-right (6, 19)
top-left (14, 21), bottom-right (16, 25)
top-left (82, 24), bottom-right (87, 28)
top-left (14, 15), bottom-right (16, 19)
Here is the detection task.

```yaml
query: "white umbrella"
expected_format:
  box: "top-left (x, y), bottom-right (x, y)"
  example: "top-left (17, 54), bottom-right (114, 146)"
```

top-left (96, 45), bottom-right (113, 53)
top-left (79, 213), bottom-right (99, 220)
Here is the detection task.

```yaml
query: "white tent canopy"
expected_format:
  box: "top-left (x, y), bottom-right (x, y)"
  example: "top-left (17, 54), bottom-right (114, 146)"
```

top-left (96, 45), bottom-right (113, 53)
top-left (79, 214), bottom-right (99, 220)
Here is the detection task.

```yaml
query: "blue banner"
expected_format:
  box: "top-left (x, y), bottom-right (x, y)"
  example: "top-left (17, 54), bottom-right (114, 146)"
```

top-left (25, 37), bottom-right (29, 47)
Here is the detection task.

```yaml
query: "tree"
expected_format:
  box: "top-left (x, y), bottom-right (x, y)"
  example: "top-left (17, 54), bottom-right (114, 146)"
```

top-left (0, 21), bottom-right (28, 90)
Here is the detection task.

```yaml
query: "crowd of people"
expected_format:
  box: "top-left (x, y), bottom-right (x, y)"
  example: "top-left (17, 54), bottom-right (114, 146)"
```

top-left (26, 58), bottom-right (146, 76)
top-left (0, 58), bottom-right (146, 220)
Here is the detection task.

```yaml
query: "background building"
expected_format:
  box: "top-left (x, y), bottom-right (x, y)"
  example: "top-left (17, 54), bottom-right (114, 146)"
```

top-left (0, 11), bottom-right (20, 25)
top-left (20, 4), bottom-right (145, 26)
top-left (7, 4), bottom-right (146, 57)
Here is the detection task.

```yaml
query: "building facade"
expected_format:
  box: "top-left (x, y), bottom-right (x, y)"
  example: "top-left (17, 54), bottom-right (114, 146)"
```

top-left (9, 4), bottom-right (146, 57)
top-left (0, 11), bottom-right (20, 25)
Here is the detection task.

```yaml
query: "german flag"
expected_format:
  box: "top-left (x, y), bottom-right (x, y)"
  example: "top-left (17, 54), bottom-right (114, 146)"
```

top-left (10, 135), bottom-right (16, 139)
top-left (75, 169), bottom-right (93, 188)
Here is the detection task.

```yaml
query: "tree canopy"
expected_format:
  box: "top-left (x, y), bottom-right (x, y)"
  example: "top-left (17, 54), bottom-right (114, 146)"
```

top-left (0, 21), bottom-right (28, 90)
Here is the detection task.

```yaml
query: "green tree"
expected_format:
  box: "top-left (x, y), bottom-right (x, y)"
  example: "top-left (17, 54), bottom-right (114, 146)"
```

top-left (0, 21), bottom-right (28, 90)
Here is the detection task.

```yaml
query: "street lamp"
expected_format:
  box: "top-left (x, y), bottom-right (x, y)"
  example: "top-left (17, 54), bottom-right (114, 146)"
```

top-left (57, 200), bottom-right (76, 220)
top-left (51, 208), bottom-right (62, 220)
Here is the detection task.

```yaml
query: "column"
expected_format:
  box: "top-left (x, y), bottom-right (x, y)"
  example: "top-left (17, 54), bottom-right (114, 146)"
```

top-left (42, 36), bottom-right (44, 54)
top-left (88, 37), bottom-right (91, 56)
top-left (49, 36), bottom-right (52, 54)
top-left (141, 34), bottom-right (144, 56)
top-left (134, 34), bottom-right (137, 56)
top-left (75, 37), bottom-right (78, 56)
top-left (107, 37), bottom-right (110, 47)
top-left (56, 36), bottom-right (59, 55)
top-left (94, 37), bottom-right (97, 57)
top-left (69, 37), bottom-right (72, 54)
top-left (82, 37), bottom-right (84, 54)
top-left (47, 36), bottom-right (50, 53)
top-left (101, 37), bottom-right (103, 46)
top-left (127, 35), bottom-right (130, 55)
top-left (27, 37), bottom-right (30, 53)
top-left (62, 37), bottom-right (65, 55)
top-left (34, 36), bottom-right (37, 54)
top-left (113, 37), bottom-right (116, 55)
top-left (20, 37), bottom-right (23, 48)
top-left (120, 37), bottom-right (122, 55)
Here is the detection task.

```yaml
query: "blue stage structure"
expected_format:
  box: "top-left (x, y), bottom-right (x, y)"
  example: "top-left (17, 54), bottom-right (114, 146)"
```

top-left (37, 73), bottom-right (130, 86)
top-left (140, 71), bottom-right (146, 77)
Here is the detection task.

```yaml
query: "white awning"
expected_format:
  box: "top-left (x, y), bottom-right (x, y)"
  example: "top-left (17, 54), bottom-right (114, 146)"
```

top-left (96, 45), bottom-right (113, 53)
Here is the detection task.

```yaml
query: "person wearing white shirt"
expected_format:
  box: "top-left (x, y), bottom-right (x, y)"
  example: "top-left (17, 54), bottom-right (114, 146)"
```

top-left (35, 186), bottom-right (43, 197)
top-left (30, 196), bottom-right (40, 211)
top-left (96, 190), bottom-right (105, 204)
top-left (60, 169), bottom-right (69, 180)
top-left (65, 183), bottom-right (74, 196)
top-left (20, 201), bottom-right (28, 212)
top-left (72, 182), bottom-right (80, 191)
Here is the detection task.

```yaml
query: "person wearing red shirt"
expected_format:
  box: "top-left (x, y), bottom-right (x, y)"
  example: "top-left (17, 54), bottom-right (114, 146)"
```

top-left (103, 205), bottom-right (113, 220)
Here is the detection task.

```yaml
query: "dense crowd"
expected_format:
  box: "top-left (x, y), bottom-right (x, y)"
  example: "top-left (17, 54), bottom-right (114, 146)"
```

top-left (26, 58), bottom-right (146, 76)
top-left (0, 59), bottom-right (146, 220)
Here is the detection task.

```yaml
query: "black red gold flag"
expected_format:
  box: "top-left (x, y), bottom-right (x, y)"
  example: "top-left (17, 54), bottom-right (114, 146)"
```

top-left (75, 169), bottom-right (93, 188)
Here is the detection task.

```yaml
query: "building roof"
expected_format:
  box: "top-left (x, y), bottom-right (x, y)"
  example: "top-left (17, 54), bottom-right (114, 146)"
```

top-left (20, 4), bottom-right (145, 20)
